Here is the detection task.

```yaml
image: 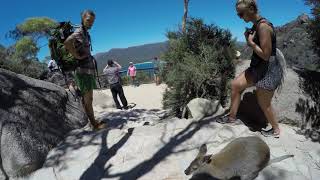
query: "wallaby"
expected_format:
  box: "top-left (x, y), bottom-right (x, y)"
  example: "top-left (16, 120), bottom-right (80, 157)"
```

top-left (185, 136), bottom-right (294, 180)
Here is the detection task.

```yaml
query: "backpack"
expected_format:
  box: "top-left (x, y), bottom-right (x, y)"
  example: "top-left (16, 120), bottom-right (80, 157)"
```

top-left (48, 22), bottom-right (78, 72)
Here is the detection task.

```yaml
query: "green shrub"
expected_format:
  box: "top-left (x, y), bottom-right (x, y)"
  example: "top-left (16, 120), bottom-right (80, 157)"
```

top-left (136, 71), bottom-right (152, 84)
top-left (162, 18), bottom-right (236, 117)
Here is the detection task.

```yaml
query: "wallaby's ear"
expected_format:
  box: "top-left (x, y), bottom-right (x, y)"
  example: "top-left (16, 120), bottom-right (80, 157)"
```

top-left (197, 144), bottom-right (207, 157)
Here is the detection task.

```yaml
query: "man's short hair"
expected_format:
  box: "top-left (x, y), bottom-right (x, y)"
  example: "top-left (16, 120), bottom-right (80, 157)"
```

top-left (81, 10), bottom-right (95, 17)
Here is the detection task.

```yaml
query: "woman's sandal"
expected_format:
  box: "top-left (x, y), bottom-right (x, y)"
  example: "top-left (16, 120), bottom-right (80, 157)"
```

top-left (261, 128), bottom-right (280, 138)
top-left (93, 121), bottom-right (107, 131)
top-left (217, 116), bottom-right (237, 124)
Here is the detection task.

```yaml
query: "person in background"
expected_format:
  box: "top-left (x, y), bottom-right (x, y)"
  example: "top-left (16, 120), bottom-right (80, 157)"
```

top-left (47, 59), bottom-right (59, 72)
top-left (153, 57), bottom-right (161, 85)
top-left (103, 60), bottom-right (128, 110)
top-left (127, 62), bottom-right (137, 86)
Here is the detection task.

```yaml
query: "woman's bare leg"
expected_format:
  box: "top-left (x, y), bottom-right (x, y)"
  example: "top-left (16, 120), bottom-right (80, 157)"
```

top-left (256, 88), bottom-right (280, 134)
top-left (228, 71), bottom-right (255, 119)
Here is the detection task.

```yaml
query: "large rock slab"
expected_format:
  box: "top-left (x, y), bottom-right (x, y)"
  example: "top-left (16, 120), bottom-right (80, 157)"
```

top-left (25, 113), bottom-right (320, 180)
top-left (0, 68), bottom-right (88, 179)
top-left (182, 98), bottom-right (226, 120)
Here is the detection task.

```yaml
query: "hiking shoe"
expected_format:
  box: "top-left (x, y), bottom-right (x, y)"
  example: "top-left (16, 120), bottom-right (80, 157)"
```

top-left (261, 128), bottom-right (280, 138)
top-left (217, 116), bottom-right (237, 124)
top-left (93, 122), bottom-right (107, 131)
top-left (261, 123), bottom-right (273, 132)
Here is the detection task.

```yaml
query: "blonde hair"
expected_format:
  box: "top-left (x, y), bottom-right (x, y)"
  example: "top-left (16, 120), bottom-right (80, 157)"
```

top-left (236, 0), bottom-right (258, 13)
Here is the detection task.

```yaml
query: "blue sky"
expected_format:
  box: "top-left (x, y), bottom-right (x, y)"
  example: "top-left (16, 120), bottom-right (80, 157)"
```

top-left (0, 0), bottom-right (311, 60)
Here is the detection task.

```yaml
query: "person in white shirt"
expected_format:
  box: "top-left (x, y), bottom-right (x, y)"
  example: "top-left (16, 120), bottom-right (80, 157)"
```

top-left (47, 59), bottom-right (59, 72)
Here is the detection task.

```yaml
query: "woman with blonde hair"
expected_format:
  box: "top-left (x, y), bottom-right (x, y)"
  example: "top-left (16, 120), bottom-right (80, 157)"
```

top-left (218, 0), bottom-right (283, 138)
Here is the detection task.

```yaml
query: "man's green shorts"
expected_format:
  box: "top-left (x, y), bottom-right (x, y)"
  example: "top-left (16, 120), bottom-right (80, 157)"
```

top-left (74, 73), bottom-right (97, 95)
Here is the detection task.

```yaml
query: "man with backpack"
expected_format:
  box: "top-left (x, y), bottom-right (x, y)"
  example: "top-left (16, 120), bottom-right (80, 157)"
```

top-left (64, 10), bottom-right (106, 130)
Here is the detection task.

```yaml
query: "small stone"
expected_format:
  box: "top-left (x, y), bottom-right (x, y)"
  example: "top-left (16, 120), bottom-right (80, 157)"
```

top-left (310, 130), bottom-right (319, 142)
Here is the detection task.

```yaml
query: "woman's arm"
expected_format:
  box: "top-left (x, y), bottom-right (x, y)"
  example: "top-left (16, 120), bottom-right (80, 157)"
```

top-left (246, 23), bottom-right (273, 61)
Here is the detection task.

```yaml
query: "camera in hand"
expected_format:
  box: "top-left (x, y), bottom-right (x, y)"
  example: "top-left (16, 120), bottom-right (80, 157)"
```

top-left (245, 27), bottom-right (254, 35)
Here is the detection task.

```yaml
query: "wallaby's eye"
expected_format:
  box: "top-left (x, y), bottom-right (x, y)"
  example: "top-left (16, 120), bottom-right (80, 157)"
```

top-left (192, 165), bottom-right (198, 170)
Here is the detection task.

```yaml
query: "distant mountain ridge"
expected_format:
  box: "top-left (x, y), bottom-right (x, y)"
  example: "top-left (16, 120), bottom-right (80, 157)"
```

top-left (94, 42), bottom-right (168, 73)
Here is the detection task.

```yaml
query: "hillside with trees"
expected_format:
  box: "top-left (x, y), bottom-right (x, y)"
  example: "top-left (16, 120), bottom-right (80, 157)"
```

top-left (1, 17), bottom-right (57, 78)
top-left (94, 42), bottom-right (168, 73)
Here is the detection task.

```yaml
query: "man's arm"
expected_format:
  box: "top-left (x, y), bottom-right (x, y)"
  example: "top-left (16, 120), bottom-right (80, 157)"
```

top-left (103, 64), bottom-right (109, 74)
top-left (64, 30), bottom-right (85, 59)
top-left (113, 61), bottom-right (122, 70)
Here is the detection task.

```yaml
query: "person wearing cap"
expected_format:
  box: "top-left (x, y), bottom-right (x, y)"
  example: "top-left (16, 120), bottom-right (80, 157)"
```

top-left (127, 62), bottom-right (137, 86)
top-left (103, 60), bottom-right (128, 109)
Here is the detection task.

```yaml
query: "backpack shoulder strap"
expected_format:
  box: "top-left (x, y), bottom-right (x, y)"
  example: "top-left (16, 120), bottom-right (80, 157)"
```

top-left (256, 18), bottom-right (274, 31)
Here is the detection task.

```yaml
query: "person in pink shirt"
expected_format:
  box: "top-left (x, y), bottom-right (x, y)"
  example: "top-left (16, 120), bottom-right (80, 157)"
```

top-left (127, 62), bottom-right (137, 86)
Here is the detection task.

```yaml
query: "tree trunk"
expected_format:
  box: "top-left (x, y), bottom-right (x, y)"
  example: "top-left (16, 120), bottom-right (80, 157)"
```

top-left (182, 0), bottom-right (189, 33)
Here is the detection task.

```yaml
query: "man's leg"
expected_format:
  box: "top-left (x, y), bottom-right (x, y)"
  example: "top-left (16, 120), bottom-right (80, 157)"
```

top-left (117, 84), bottom-right (128, 108)
top-left (111, 85), bottom-right (122, 109)
top-left (82, 90), bottom-right (97, 126)
top-left (156, 76), bottom-right (160, 85)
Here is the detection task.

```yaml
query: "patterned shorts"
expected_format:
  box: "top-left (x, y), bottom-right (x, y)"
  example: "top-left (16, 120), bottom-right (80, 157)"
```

top-left (255, 56), bottom-right (283, 91)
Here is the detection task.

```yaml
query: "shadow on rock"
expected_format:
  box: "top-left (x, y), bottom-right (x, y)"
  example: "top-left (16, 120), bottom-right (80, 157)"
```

top-left (0, 68), bottom-right (87, 179)
top-left (238, 91), bottom-right (268, 131)
top-left (98, 109), bottom-right (164, 129)
top-left (103, 115), bottom-right (233, 180)
top-left (44, 130), bottom-right (103, 171)
top-left (79, 128), bottom-right (134, 180)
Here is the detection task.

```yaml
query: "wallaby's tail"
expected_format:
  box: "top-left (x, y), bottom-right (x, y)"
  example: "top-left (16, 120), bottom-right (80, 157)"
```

top-left (268, 155), bottom-right (294, 165)
top-left (276, 48), bottom-right (287, 93)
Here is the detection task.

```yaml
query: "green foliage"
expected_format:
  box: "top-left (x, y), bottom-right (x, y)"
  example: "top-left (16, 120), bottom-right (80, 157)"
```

top-left (1, 57), bottom-right (47, 79)
top-left (0, 44), bottom-right (47, 79)
top-left (121, 76), bottom-right (130, 86)
top-left (14, 36), bottom-right (39, 60)
top-left (306, 0), bottom-right (320, 68)
top-left (136, 71), bottom-right (152, 83)
top-left (162, 18), bottom-right (236, 116)
top-left (1, 17), bottom-right (57, 79)
top-left (0, 45), bottom-right (7, 68)
top-left (8, 17), bottom-right (57, 41)
top-left (120, 71), bottom-right (153, 86)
